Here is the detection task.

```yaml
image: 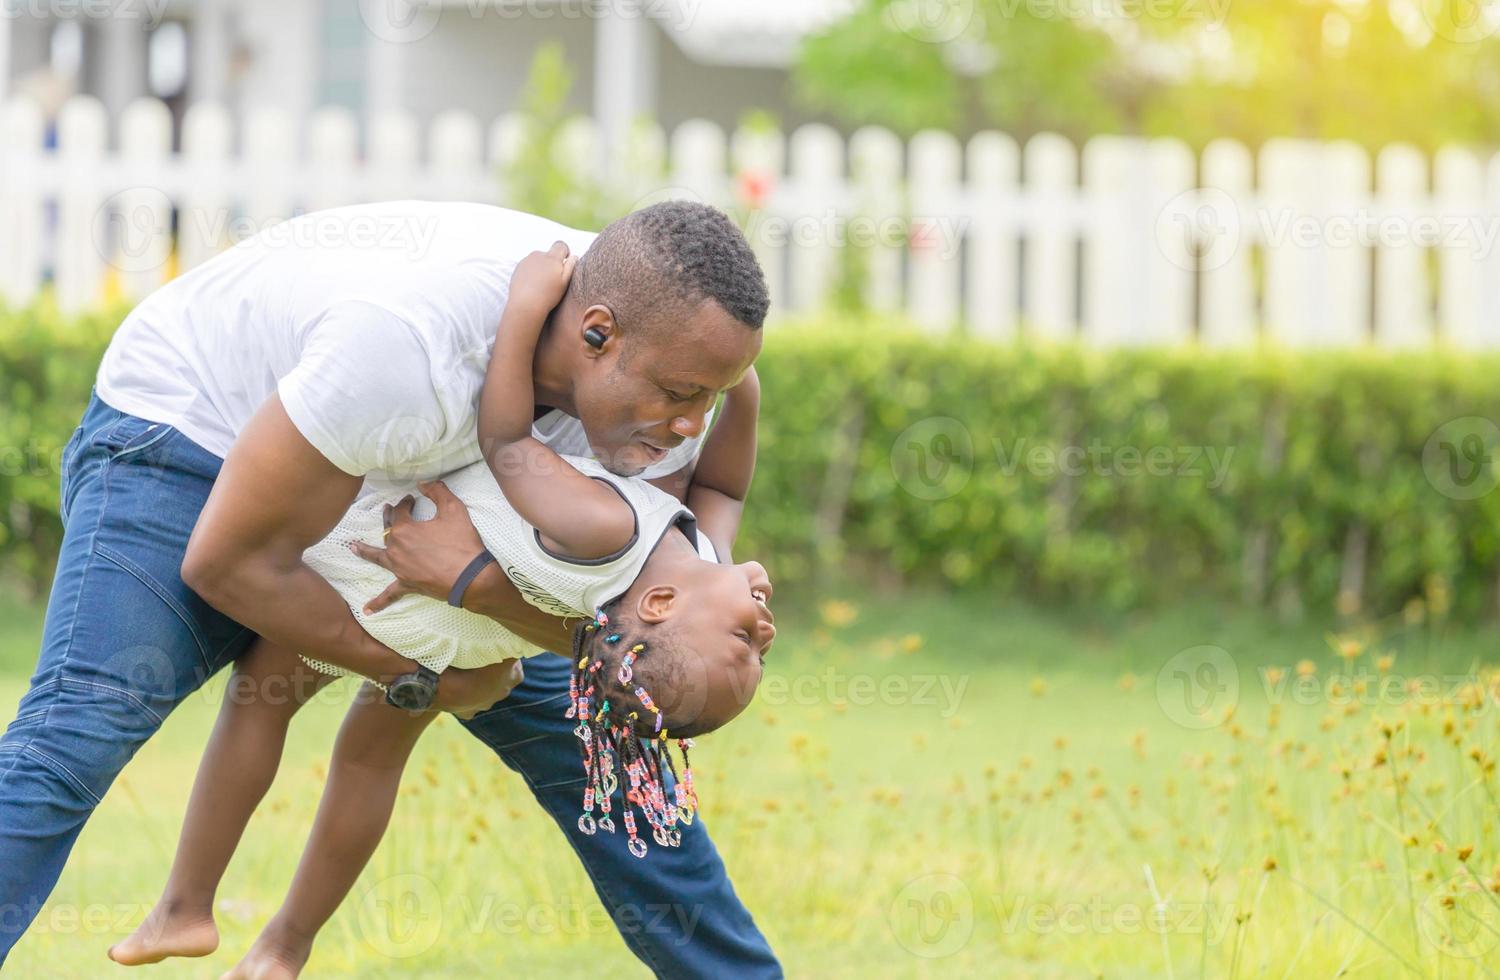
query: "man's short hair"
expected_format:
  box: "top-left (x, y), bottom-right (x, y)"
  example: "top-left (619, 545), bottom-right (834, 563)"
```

top-left (576, 201), bottom-right (770, 334)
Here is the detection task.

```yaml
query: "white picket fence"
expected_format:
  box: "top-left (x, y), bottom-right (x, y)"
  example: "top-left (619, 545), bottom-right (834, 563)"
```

top-left (3, 94), bottom-right (1500, 347)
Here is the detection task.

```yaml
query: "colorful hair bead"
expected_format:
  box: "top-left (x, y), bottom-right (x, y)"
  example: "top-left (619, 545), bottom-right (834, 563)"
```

top-left (566, 610), bottom-right (700, 861)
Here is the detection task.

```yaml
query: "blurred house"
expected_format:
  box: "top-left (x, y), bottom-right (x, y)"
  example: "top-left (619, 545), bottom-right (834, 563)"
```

top-left (0, 0), bottom-right (852, 155)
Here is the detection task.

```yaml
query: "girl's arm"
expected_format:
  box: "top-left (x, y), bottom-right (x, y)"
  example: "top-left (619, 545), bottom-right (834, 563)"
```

top-left (686, 367), bottom-right (759, 562)
top-left (477, 242), bottom-right (635, 560)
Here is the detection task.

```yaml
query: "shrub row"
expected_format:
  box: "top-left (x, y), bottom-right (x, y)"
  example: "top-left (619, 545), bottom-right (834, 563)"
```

top-left (743, 320), bottom-right (1500, 621)
top-left (0, 304), bottom-right (120, 594)
top-left (3, 305), bottom-right (1498, 620)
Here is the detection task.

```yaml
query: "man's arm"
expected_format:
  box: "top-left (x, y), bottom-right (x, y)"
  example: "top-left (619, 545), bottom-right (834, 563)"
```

top-left (684, 367), bottom-right (760, 562)
top-left (353, 479), bottom-right (576, 651)
top-left (180, 396), bottom-right (514, 712)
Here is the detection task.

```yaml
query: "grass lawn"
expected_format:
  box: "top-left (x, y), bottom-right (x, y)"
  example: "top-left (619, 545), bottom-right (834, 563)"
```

top-left (2, 588), bottom-right (1499, 978)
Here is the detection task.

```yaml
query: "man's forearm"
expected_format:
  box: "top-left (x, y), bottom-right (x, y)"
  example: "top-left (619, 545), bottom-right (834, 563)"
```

top-left (460, 562), bottom-right (575, 651)
top-left (188, 554), bottom-right (420, 684)
top-left (687, 485), bottom-right (743, 564)
top-left (691, 371), bottom-right (759, 502)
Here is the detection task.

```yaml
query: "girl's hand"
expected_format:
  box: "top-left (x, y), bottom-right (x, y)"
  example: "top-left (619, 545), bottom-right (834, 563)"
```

top-left (508, 241), bottom-right (578, 319)
top-left (350, 480), bottom-right (483, 613)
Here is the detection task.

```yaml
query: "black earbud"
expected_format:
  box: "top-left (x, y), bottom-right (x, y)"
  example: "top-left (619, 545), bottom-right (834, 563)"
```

top-left (584, 327), bottom-right (607, 350)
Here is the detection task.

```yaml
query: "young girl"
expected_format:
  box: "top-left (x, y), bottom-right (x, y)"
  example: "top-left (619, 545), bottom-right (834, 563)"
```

top-left (108, 245), bottom-right (775, 975)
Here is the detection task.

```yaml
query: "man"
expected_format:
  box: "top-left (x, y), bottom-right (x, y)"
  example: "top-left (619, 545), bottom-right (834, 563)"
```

top-left (0, 199), bottom-right (781, 977)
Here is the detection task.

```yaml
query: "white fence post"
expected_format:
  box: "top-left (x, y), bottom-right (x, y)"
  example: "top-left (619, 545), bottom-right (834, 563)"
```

top-left (307, 107), bottom-right (360, 213)
top-left (1144, 139), bottom-right (1196, 344)
top-left (55, 96), bottom-right (108, 314)
top-left (1084, 135), bottom-right (1199, 346)
top-left (1434, 147), bottom-right (1484, 347)
top-left (179, 102), bottom-right (233, 272)
top-left (620, 118), bottom-right (668, 211)
top-left (0, 97), bottom-right (44, 307)
top-left (732, 121), bottom-right (787, 315)
top-left (556, 116), bottom-right (600, 214)
top-left (429, 110), bottom-right (485, 202)
top-left (1375, 144), bottom-right (1430, 347)
top-left (370, 111), bottom-right (420, 204)
top-left (1262, 139), bottom-right (1371, 346)
top-left (786, 123), bottom-right (844, 315)
top-left (966, 131), bottom-right (1018, 340)
top-left (1325, 142), bottom-right (1373, 346)
top-left (1024, 133), bottom-right (1077, 340)
top-left (1260, 139), bottom-right (1306, 345)
top-left (669, 119), bottom-right (728, 208)
top-left (1082, 136), bottom-right (1133, 345)
top-left (489, 111), bottom-right (524, 206)
top-left (243, 107), bottom-right (297, 236)
top-left (1484, 152), bottom-right (1500, 347)
top-left (116, 98), bottom-right (174, 301)
top-left (848, 125), bottom-right (902, 315)
top-left (908, 129), bottom-right (962, 331)
top-left (1198, 139), bottom-right (1255, 347)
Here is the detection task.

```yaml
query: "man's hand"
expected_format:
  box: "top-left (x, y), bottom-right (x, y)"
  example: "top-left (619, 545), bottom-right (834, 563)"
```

top-left (351, 480), bottom-right (484, 614)
top-left (437, 657), bottom-right (524, 719)
top-left (508, 241), bottom-right (578, 320)
top-left (352, 479), bottom-right (572, 651)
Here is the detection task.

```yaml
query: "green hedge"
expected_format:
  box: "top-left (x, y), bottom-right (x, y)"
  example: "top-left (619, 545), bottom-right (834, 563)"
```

top-left (4, 305), bottom-right (1500, 620)
top-left (743, 320), bottom-right (1500, 621)
top-left (0, 304), bottom-right (122, 594)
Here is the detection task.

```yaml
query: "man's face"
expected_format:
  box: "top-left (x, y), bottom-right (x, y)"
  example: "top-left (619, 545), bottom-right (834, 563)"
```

top-left (574, 300), bottom-right (761, 476)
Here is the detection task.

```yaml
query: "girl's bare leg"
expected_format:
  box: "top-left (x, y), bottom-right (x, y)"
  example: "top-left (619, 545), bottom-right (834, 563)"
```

top-left (108, 638), bottom-right (334, 966)
top-left (221, 686), bottom-right (437, 980)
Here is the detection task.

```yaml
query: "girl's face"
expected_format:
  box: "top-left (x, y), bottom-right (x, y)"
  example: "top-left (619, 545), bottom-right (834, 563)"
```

top-left (647, 560), bottom-right (775, 734)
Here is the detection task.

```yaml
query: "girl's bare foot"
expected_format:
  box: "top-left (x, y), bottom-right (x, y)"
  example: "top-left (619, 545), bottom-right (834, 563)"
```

top-left (219, 926), bottom-right (311, 980)
top-left (107, 901), bottom-right (219, 965)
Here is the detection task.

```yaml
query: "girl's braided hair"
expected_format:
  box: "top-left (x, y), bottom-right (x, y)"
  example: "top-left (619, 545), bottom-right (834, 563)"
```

top-left (566, 599), bottom-right (698, 858)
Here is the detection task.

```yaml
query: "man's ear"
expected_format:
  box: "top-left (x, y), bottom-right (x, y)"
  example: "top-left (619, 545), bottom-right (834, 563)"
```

top-left (579, 305), bottom-right (618, 359)
top-left (635, 584), bottom-right (678, 624)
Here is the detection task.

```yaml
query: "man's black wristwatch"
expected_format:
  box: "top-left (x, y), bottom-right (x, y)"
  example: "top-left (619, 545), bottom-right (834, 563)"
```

top-left (386, 665), bottom-right (440, 711)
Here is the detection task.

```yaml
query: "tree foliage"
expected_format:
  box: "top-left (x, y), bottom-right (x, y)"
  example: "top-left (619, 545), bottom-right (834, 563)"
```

top-left (794, 0), bottom-right (1500, 149)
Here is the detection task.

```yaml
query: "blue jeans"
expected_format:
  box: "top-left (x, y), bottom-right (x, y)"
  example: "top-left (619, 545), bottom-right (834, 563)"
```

top-left (0, 391), bottom-right (781, 978)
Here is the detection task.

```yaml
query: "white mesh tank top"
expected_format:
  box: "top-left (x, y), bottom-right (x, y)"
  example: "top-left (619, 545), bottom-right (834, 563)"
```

top-left (301, 455), bottom-right (698, 677)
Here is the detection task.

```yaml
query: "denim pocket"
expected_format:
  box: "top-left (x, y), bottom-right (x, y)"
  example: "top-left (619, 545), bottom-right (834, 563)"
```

top-left (98, 415), bottom-right (174, 462)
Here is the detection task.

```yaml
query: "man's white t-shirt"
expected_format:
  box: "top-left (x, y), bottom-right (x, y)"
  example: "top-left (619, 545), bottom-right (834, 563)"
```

top-left (95, 201), bottom-right (705, 494)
